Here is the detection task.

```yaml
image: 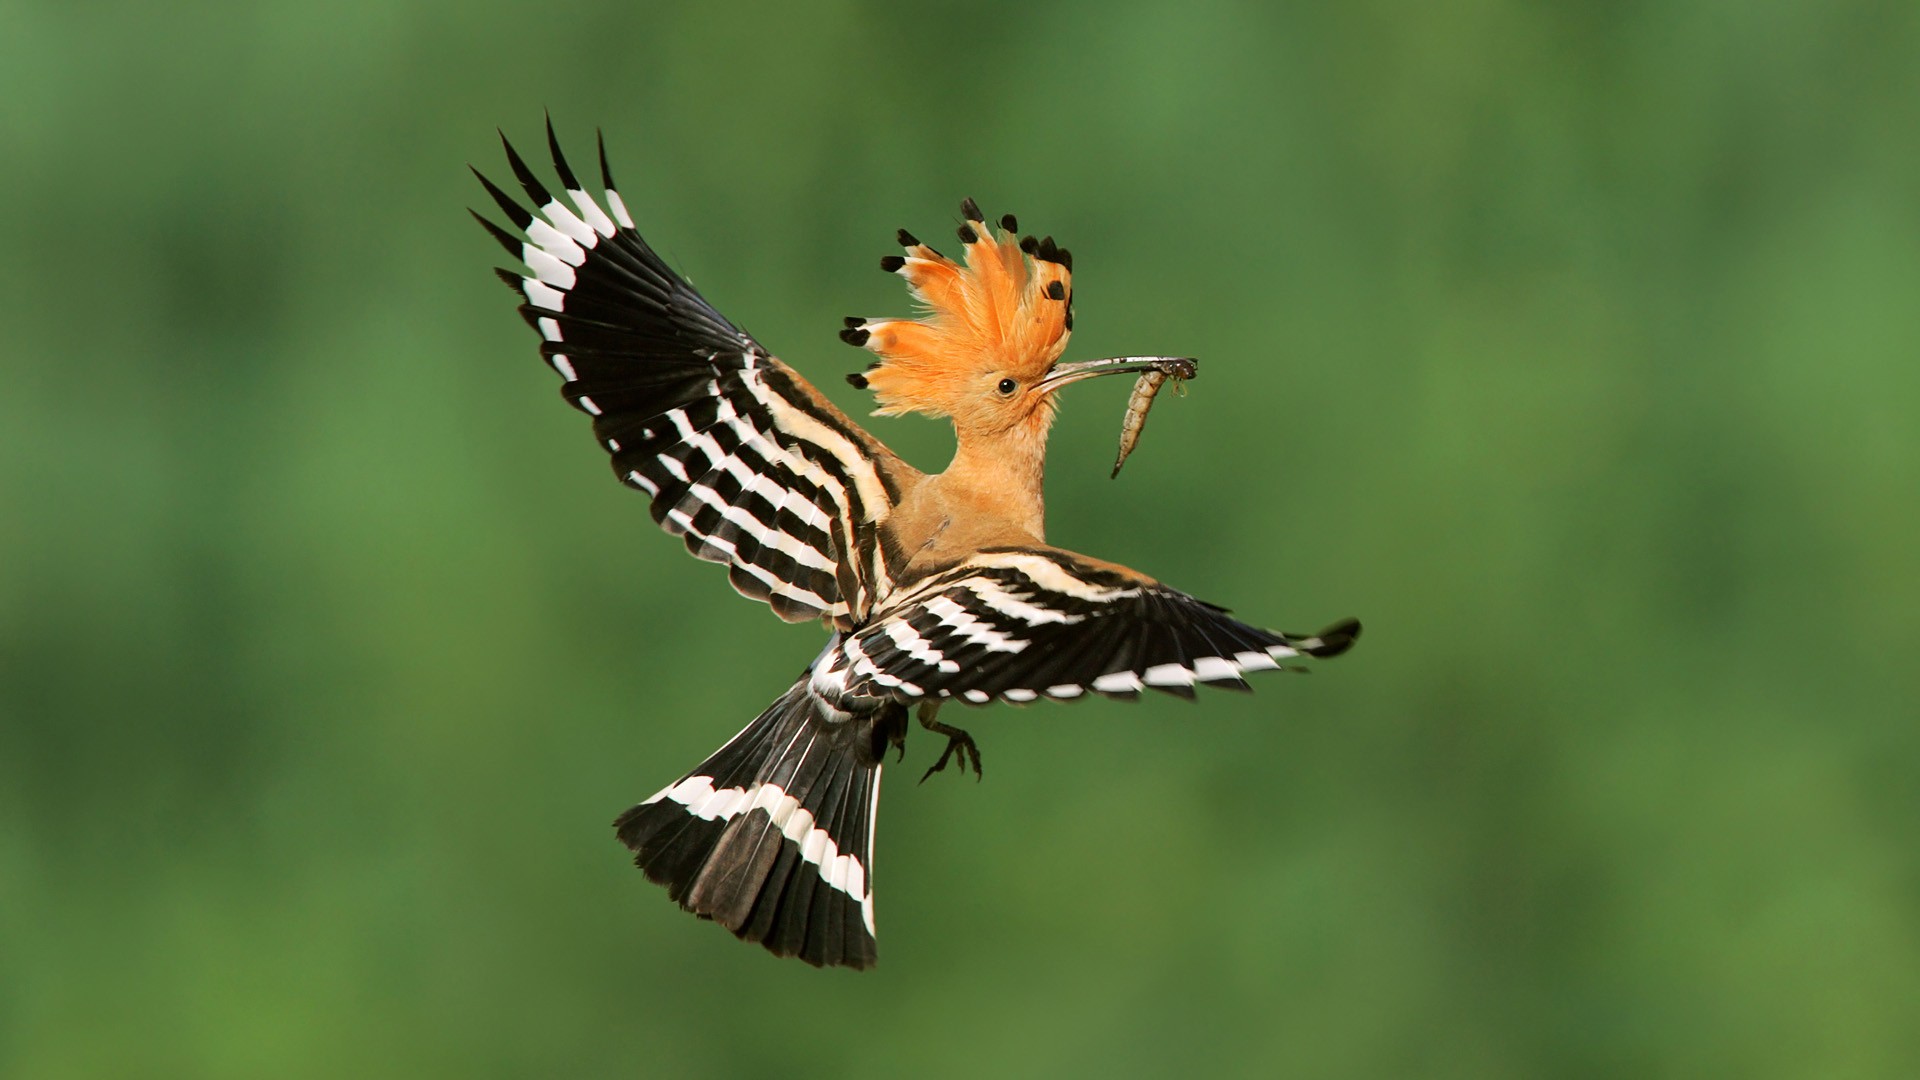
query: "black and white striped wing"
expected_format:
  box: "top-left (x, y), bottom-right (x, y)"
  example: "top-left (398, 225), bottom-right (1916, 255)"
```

top-left (825, 547), bottom-right (1360, 704)
top-left (473, 123), bottom-right (909, 624)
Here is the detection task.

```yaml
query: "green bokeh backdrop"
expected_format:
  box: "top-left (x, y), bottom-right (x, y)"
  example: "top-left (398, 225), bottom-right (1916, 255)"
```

top-left (5, 2), bottom-right (1917, 1076)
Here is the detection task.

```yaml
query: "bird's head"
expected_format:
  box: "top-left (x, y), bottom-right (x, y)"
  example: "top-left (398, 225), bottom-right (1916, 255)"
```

top-left (842, 200), bottom-right (1176, 445)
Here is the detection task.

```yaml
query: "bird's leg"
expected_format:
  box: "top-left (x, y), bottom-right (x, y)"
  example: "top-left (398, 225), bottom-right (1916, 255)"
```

top-left (916, 701), bottom-right (982, 784)
top-left (863, 702), bottom-right (910, 766)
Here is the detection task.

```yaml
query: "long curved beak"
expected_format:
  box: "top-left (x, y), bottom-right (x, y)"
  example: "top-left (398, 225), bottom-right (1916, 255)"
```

top-left (1035, 356), bottom-right (1198, 394)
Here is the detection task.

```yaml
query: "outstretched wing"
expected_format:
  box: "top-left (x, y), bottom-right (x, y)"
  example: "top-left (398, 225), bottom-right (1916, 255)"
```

top-left (824, 546), bottom-right (1360, 704)
top-left (473, 122), bottom-right (917, 625)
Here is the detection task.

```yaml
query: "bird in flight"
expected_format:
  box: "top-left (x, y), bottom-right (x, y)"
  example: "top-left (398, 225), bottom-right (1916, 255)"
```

top-left (473, 121), bottom-right (1360, 969)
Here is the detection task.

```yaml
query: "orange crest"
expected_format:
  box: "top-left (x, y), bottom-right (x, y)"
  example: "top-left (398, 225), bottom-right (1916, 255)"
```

top-left (842, 200), bottom-right (1074, 418)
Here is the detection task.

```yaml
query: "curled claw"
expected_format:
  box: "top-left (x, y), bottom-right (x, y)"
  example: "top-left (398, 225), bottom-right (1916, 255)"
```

top-left (915, 702), bottom-right (983, 783)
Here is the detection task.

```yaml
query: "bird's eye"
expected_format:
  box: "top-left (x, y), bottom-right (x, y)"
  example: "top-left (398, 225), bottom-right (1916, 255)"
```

top-left (997, 378), bottom-right (1019, 396)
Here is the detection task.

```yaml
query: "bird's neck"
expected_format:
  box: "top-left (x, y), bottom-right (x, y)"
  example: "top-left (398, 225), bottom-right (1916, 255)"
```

top-left (941, 422), bottom-right (1051, 541)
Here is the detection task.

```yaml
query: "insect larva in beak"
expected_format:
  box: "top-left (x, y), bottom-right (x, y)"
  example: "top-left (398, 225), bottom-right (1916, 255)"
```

top-left (1110, 357), bottom-right (1195, 478)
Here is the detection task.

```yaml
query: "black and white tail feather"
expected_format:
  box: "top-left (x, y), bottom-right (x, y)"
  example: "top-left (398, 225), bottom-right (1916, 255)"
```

top-left (475, 120), bottom-right (1360, 970)
top-left (614, 657), bottom-right (902, 969)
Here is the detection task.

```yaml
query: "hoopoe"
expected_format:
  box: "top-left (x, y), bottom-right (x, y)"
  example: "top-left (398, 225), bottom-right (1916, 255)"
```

top-left (473, 121), bottom-right (1361, 970)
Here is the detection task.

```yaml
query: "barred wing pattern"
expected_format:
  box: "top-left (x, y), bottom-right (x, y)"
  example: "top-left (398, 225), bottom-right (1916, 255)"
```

top-left (473, 124), bottom-right (907, 624)
top-left (821, 547), bottom-right (1361, 705)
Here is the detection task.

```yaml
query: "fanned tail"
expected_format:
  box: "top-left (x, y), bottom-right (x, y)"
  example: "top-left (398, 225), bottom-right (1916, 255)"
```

top-left (614, 679), bottom-right (905, 969)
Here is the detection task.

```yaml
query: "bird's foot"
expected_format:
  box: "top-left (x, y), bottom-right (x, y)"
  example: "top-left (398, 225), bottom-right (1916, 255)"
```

top-left (916, 703), bottom-right (983, 784)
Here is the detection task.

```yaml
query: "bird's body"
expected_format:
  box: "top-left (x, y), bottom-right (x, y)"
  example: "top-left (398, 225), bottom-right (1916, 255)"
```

top-left (475, 123), bottom-right (1359, 969)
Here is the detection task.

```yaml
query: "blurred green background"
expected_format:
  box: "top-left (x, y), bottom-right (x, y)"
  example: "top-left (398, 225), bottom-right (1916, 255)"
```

top-left (5, 1), bottom-right (1918, 1076)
